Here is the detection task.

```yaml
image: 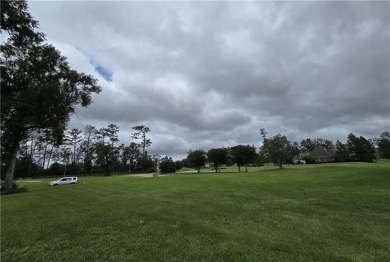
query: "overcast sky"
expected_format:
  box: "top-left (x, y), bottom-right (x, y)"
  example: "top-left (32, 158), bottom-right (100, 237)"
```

top-left (29, 0), bottom-right (389, 159)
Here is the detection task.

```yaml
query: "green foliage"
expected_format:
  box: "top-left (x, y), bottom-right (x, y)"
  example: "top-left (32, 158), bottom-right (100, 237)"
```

top-left (300, 138), bottom-right (334, 153)
top-left (174, 160), bottom-right (183, 171)
top-left (11, 156), bottom-right (41, 179)
top-left (261, 134), bottom-right (292, 168)
top-left (159, 156), bottom-right (176, 174)
top-left (229, 145), bottom-right (257, 172)
top-left (1, 0), bottom-right (101, 192)
top-left (378, 131), bottom-right (390, 158)
top-left (135, 156), bottom-right (156, 173)
top-left (207, 148), bottom-right (228, 173)
top-left (46, 162), bottom-right (65, 177)
top-left (187, 149), bottom-right (207, 173)
top-left (131, 125), bottom-right (151, 158)
top-left (335, 140), bottom-right (349, 162)
top-left (0, 0), bottom-right (44, 46)
top-left (347, 133), bottom-right (376, 162)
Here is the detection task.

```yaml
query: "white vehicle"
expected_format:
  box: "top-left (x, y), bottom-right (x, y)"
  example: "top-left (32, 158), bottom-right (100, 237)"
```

top-left (48, 177), bottom-right (78, 186)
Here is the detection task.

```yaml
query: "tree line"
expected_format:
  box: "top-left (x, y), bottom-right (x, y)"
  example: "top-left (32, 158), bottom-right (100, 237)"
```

top-left (4, 122), bottom-right (389, 179)
top-left (183, 130), bottom-right (389, 173)
top-left (2, 124), bottom-right (164, 179)
top-left (1, 1), bottom-right (389, 193)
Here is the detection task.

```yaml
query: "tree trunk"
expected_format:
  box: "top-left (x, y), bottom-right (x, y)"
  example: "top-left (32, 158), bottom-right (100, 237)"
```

top-left (42, 143), bottom-right (48, 169)
top-left (237, 165), bottom-right (241, 172)
top-left (105, 158), bottom-right (109, 176)
top-left (63, 163), bottom-right (67, 176)
top-left (245, 165), bottom-right (248, 172)
top-left (27, 155), bottom-right (32, 177)
top-left (46, 147), bottom-right (53, 169)
top-left (4, 144), bottom-right (19, 192)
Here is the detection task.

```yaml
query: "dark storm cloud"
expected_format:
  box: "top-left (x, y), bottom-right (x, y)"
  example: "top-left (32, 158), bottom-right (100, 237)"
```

top-left (29, 1), bottom-right (389, 158)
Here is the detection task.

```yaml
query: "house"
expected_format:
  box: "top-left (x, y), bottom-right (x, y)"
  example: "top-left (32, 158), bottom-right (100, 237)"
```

top-left (293, 145), bottom-right (335, 164)
top-left (309, 145), bottom-right (335, 163)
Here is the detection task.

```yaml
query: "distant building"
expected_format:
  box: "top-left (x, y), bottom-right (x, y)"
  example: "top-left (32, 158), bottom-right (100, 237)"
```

top-left (310, 145), bottom-right (335, 163)
top-left (293, 145), bottom-right (335, 164)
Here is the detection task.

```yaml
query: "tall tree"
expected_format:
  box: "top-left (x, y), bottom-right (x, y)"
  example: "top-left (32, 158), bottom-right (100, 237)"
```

top-left (187, 150), bottom-right (206, 173)
top-left (82, 125), bottom-right (97, 174)
top-left (378, 131), bottom-right (390, 159)
top-left (230, 145), bottom-right (257, 172)
top-left (346, 133), bottom-right (376, 163)
top-left (335, 140), bottom-right (350, 162)
top-left (66, 128), bottom-right (83, 164)
top-left (300, 138), bottom-right (316, 153)
top-left (131, 125), bottom-right (151, 157)
top-left (122, 142), bottom-right (140, 172)
top-left (261, 134), bottom-right (292, 168)
top-left (300, 138), bottom-right (334, 152)
top-left (207, 148), bottom-right (228, 173)
top-left (1, 1), bottom-right (102, 192)
top-left (94, 124), bottom-right (120, 176)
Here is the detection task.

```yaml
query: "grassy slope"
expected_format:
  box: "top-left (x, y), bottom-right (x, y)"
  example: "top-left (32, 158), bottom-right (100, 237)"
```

top-left (1, 162), bottom-right (390, 261)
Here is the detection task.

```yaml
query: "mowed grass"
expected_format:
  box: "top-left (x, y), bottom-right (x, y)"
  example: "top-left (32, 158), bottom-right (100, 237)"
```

top-left (2, 162), bottom-right (390, 261)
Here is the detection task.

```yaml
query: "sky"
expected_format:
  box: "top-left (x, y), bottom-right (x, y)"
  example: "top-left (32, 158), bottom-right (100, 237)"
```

top-left (28, 0), bottom-right (389, 160)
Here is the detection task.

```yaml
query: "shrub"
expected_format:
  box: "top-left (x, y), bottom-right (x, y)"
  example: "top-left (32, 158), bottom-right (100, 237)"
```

top-left (159, 157), bottom-right (176, 174)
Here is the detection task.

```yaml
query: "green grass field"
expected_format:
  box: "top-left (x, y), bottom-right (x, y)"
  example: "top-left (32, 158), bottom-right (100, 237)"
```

top-left (2, 162), bottom-right (390, 261)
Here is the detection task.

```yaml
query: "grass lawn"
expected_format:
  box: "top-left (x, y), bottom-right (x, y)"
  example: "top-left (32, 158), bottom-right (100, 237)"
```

top-left (1, 161), bottom-right (390, 261)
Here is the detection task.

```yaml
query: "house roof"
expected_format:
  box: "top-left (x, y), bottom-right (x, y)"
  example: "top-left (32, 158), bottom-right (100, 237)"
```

top-left (310, 145), bottom-right (335, 159)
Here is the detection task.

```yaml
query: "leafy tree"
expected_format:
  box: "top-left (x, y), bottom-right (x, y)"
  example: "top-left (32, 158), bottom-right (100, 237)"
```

top-left (1, 1), bottom-right (102, 192)
top-left (174, 160), bottom-right (183, 171)
top-left (60, 147), bottom-right (72, 176)
top-left (1, 0), bottom-right (44, 45)
top-left (300, 138), bottom-right (316, 153)
top-left (46, 162), bottom-right (65, 177)
top-left (347, 133), bottom-right (376, 162)
top-left (94, 143), bottom-right (113, 175)
top-left (106, 124), bottom-right (119, 147)
top-left (131, 125), bottom-right (152, 157)
top-left (94, 124), bottom-right (120, 176)
top-left (335, 140), bottom-right (349, 162)
top-left (207, 148), bottom-right (228, 173)
top-left (230, 145), bottom-right (257, 172)
top-left (187, 150), bottom-right (206, 173)
top-left (82, 125), bottom-right (97, 174)
top-left (378, 131), bottom-right (390, 159)
top-left (181, 158), bottom-right (189, 168)
top-left (261, 134), bottom-right (292, 169)
top-left (13, 156), bottom-right (42, 179)
top-left (288, 141), bottom-right (300, 164)
top-left (122, 142), bottom-right (140, 172)
top-left (159, 156), bottom-right (176, 174)
top-left (135, 156), bottom-right (156, 173)
top-left (300, 138), bottom-right (334, 152)
top-left (66, 128), bottom-right (83, 164)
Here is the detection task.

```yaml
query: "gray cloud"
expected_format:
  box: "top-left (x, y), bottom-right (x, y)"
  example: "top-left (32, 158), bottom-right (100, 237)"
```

top-left (29, 1), bottom-right (389, 159)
